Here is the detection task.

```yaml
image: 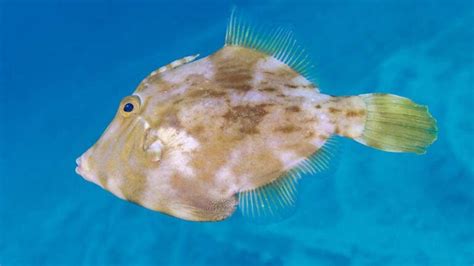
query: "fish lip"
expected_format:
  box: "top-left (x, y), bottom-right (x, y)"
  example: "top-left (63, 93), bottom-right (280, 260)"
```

top-left (75, 156), bottom-right (88, 179)
top-left (75, 165), bottom-right (83, 176)
top-left (76, 155), bottom-right (98, 184)
top-left (75, 157), bottom-right (83, 176)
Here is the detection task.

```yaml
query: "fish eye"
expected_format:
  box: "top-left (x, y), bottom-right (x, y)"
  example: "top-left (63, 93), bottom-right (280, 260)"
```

top-left (123, 103), bottom-right (134, 112)
top-left (119, 95), bottom-right (141, 117)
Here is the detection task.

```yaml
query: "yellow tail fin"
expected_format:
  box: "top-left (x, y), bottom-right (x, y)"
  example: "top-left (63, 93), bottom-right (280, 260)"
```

top-left (355, 93), bottom-right (438, 154)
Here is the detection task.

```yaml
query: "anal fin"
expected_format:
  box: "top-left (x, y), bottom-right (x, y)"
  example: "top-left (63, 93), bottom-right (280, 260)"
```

top-left (238, 139), bottom-right (338, 222)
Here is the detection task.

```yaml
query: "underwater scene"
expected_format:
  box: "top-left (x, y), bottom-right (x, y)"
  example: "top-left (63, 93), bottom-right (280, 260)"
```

top-left (1, 0), bottom-right (473, 265)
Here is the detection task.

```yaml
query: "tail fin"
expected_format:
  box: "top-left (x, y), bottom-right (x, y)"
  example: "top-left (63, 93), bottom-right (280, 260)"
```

top-left (355, 93), bottom-right (438, 154)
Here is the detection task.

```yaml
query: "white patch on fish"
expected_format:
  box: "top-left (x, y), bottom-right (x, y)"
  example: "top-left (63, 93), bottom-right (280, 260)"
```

top-left (214, 166), bottom-right (239, 196)
top-left (251, 57), bottom-right (284, 88)
top-left (291, 75), bottom-right (313, 87)
top-left (161, 58), bottom-right (215, 84)
top-left (275, 150), bottom-right (302, 170)
top-left (228, 90), bottom-right (269, 105)
top-left (106, 177), bottom-right (126, 200)
top-left (214, 149), bottom-right (242, 191)
top-left (282, 88), bottom-right (326, 101)
top-left (139, 166), bottom-right (175, 210)
top-left (156, 127), bottom-right (200, 178)
top-left (256, 56), bottom-right (283, 72)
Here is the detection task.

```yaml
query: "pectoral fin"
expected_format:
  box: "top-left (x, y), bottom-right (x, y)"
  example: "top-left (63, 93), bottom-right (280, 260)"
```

top-left (142, 129), bottom-right (163, 162)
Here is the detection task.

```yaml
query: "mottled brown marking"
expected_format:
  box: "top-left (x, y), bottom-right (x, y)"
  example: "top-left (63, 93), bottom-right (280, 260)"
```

top-left (318, 134), bottom-right (329, 141)
top-left (173, 98), bottom-right (184, 105)
top-left (211, 47), bottom-right (265, 92)
top-left (191, 125), bottom-right (205, 135)
top-left (263, 71), bottom-right (275, 75)
top-left (215, 72), bottom-right (253, 91)
top-left (274, 66), bottom-right (300, 79)
top-left (345, 110), bottom-right (358, 117)
top-left (286, 106), bottom-right (301, 112)
top-left (329, 107), bottom-right (341, 113)
top-left (215, 73), bottom-right (253, 83)
top-left (275, 125), bottom-right (299, 133)
top-left (261, 87), bottom-right (277, 92)
top-left (304, 130), bottom-right (315, 139)
top-left (233, 84), bottom-right (253, 91)
top-left (187, 89), bottom-right (208, 98)
top-left (223, 104), bottom-right (269, 134)
top-left (188, 89), bottom-right (227, 99)
top-left (284, 83), bottom-right (298, 89)
top-left (315, 104), bottom-right (321, 109)
top-left (208, 90), bottom-right (227, 97)
top-left (345, 109), bottom-right (366, 117)
top-left (162, 111), bottom-right (182, 129)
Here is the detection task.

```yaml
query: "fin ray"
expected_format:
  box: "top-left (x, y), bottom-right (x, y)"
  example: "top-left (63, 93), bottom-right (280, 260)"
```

top-left (355, 93), bottom-right (437, 154)
top-left (225, 8), bottom-right (316, 83)
top-left (238, 138), bottom-right (339, 222)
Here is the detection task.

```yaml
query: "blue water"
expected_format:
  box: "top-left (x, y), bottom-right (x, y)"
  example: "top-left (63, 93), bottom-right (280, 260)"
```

top-left (1, 1), bottom-right (473, 265)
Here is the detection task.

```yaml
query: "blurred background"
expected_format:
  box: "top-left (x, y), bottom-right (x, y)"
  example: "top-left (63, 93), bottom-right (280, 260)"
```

top-left (0, 0), bottom-right (473, 265)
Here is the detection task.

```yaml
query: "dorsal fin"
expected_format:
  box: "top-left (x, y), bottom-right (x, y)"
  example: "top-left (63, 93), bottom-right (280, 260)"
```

top-left (238, 138), bottom-right (338, 222)
top-left (225, 8), bottom-right (316, 83)
top-left (149, 54), bottom-right (199, 77)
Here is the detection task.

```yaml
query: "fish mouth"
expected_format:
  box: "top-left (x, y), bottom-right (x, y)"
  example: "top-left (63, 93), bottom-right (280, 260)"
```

top-left (75, 157), bottom-right (83, 176)
top-left (75, 156), bottom-right (91, 181)
top-left (75, 157), bottom-right (85, 176)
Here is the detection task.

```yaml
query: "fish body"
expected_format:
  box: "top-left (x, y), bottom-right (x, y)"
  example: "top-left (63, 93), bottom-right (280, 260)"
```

top-left (76, 11), bottom-right (437, 221)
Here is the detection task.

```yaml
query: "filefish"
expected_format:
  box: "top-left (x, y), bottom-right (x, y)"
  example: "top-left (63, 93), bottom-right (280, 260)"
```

top-left (75, 10), bottom-right (437, 222)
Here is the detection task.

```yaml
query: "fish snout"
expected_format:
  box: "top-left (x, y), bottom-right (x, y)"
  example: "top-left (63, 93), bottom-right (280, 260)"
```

top-left (75, 153), bottom-right (94, 182)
